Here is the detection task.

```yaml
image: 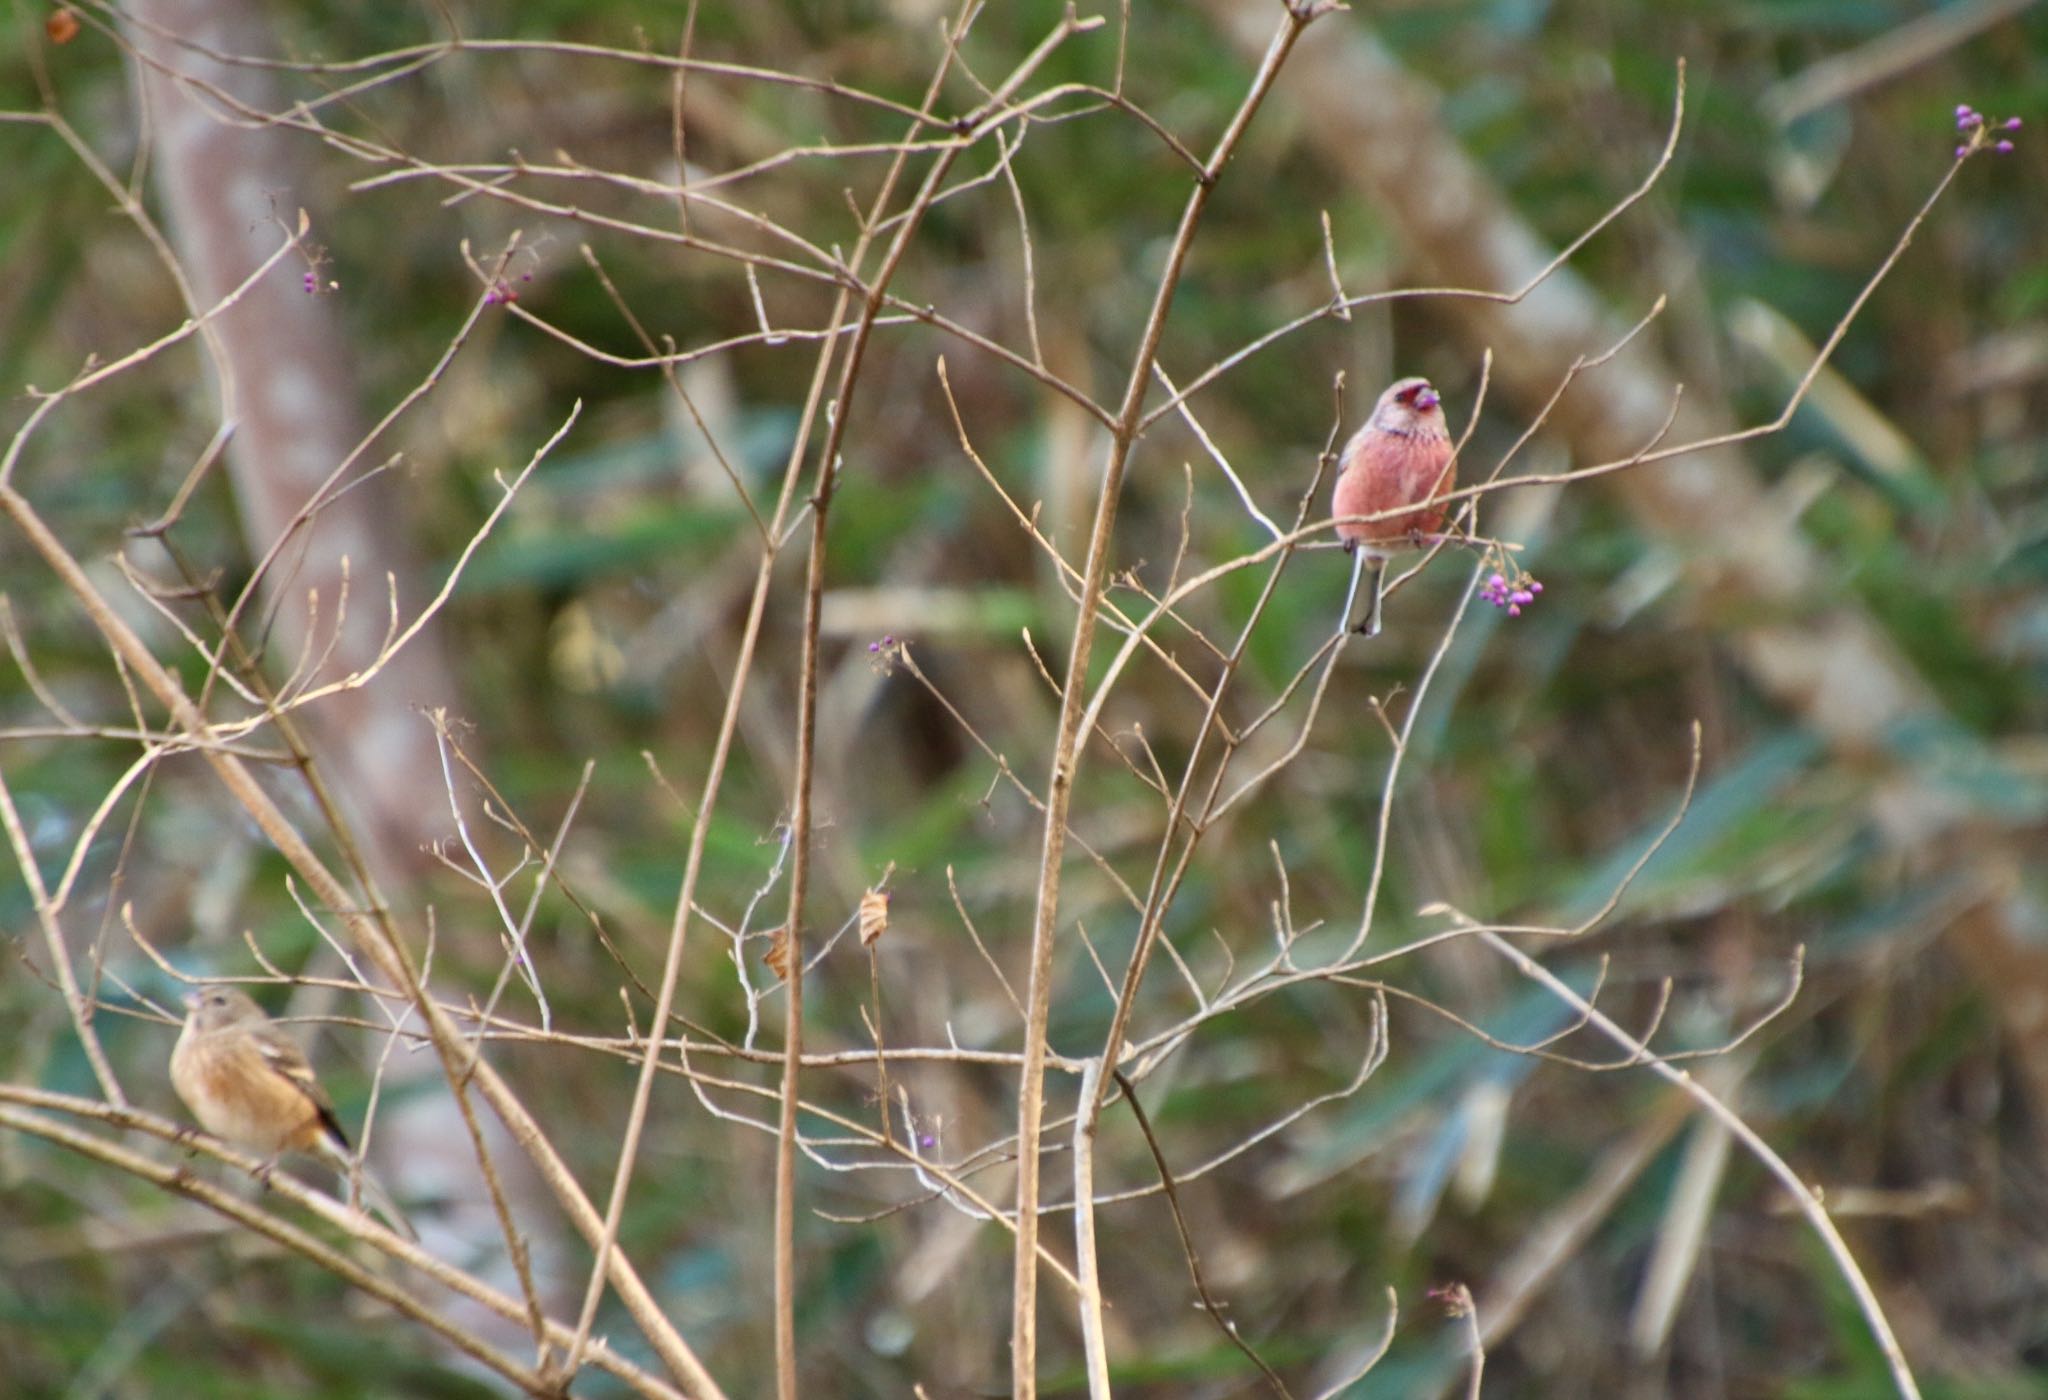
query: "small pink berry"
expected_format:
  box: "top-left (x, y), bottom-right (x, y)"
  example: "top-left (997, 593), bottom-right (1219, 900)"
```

top-left (2005, 117), bottom-right (2022, 131)
top-left (1506, 604), bottom-right (1521, 617)
top-left (1996, 140), bottom-right (2015, 153)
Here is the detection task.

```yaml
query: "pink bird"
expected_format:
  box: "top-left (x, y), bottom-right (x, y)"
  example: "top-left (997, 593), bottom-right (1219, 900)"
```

top-left (1333, 376), bottom-right (1455, 635)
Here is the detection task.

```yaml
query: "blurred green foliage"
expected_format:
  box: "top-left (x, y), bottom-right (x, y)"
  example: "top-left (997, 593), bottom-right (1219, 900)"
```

top-left (3, 0), bottom-right (2046, 1396)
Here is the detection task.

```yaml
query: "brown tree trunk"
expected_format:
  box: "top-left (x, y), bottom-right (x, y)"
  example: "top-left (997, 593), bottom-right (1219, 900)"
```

top-left (125, 0), bottom-right (459, 884)
top-left (125, 0), bottom-right (576, 1366)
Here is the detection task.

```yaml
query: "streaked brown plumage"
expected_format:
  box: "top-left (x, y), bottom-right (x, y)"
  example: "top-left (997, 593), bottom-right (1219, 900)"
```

top-left (171, 984), bottom-right (415, 1239)
top-left (1333, 376), bottom-right (1455, 634)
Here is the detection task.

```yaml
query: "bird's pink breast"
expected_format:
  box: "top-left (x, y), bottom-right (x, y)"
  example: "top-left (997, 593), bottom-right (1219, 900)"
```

top-left (1333, 426), bottom-right (1454, 549)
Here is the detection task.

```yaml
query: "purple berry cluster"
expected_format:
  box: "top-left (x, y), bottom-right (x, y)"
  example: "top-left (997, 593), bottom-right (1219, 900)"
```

top-left (1480, 570), bottom-right (1541, 617)
top-left (1955, 104), bottom-right (2021, 159)
top-left (299, 254), bottom-right (337, 296)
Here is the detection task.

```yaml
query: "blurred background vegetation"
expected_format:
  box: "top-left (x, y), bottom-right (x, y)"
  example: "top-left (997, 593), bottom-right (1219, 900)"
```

top-left (3, 0), bottom-right (2046, 1395)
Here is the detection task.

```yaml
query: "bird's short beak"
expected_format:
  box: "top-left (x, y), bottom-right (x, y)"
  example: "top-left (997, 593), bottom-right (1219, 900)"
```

top-left (1417, 387), bottom-right (1440, 411)
top-left (181, 989), bottom-right (203, 1012)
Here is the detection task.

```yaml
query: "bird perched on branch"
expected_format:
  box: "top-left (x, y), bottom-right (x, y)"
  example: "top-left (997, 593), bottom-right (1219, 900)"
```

top-left (1334, 376), bottom-right (1456, 635)
top-left (171, 984), bottom-right (417, 1240)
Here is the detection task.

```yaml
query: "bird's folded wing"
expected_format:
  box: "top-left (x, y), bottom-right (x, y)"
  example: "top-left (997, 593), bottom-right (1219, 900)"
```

top-left (253, 1026), bottom-right (351, 1149)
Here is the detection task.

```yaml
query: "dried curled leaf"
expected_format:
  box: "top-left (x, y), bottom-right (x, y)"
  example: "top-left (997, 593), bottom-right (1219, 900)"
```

top-left (47, 8), bottom-right (81, 43)
top-left (762, 926), bottom-right (791, 981)
top-left (858, 889), bottom-right (890, 947)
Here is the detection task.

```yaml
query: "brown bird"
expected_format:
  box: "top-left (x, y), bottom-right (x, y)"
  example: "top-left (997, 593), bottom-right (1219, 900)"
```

top-left (1333, 376), bottom-right (1456, 635)
top-left (171, 984), bottom-right (416, 1239)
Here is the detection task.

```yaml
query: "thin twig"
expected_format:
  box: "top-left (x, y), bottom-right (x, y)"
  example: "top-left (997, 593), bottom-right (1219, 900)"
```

top-left (1113, 1068), bottom-right (1293, 1398)
top-left (1478, 933), bottom-right (1921, 1398)
top-left (1010, 15), bottom-right (1326, 1391)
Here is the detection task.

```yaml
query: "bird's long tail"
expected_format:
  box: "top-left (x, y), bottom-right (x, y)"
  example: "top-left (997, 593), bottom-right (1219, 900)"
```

top-left (1351, 556), bottom-right (1387, 637)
